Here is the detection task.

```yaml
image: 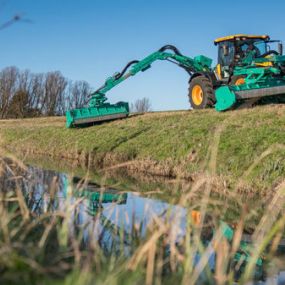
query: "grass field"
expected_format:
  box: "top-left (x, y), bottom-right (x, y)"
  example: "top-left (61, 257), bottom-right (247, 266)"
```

top-left (1, 106), bottom-right (285, 284)
top-left (0, 105), bottom-right (284, 190)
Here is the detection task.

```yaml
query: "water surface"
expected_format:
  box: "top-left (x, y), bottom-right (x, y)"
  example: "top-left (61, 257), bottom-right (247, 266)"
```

top-left (2, 160), bottom-right (285, 284)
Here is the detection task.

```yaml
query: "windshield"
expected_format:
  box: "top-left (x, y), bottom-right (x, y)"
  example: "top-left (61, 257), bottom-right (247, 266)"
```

top-left (218, 39), bottom-right (281, 67)
top-left (253, 41), bottom-right (267, 55)
top-left (218, 41), bottom-right (235, 67)
top-left (237, 40), bottom-right (267, 58)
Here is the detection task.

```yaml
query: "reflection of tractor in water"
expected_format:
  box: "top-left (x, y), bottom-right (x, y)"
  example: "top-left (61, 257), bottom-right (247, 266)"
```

top-left (68, 177), bottom-right (283, 282)
top-left (189, 210), bottom-right (265, 281)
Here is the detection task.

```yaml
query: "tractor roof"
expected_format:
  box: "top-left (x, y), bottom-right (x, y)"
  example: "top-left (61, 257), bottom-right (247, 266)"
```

top-left (214, 34), bottom-right (270, 45)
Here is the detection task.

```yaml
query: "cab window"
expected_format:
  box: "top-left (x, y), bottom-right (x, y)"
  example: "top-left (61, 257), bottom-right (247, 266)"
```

top-left (218, 42), bottom-right (235, 67)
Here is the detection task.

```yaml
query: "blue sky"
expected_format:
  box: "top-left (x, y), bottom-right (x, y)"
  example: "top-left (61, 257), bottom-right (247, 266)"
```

top-left (1, 0), bottom-right (285, 110)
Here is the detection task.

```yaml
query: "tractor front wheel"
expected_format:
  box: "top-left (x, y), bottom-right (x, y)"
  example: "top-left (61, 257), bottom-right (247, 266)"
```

top-left (230, 75), bottom-right (246, 86)
top-left (188, 76), bottom-right (215, 109)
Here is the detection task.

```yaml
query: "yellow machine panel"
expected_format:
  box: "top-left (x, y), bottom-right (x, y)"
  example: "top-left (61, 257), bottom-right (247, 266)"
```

top-left (214, 34), bottom-right (270, 45)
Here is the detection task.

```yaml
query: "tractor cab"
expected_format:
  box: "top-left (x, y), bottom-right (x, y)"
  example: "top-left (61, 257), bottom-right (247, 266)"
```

top-left (214, 34), bottom-right (283, 80)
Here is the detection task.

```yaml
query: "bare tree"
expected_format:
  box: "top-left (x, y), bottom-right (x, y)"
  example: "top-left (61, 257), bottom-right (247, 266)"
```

top-left (6, 90), bottom-right (29, 118)
top-left (0, 67), bottom-right (92, 119)
top-left (131, 97), bottom-right (151, 113)
top-left (65, 80), bottom-right (91, 111)
top-left (0, 66), bottom-right (19, 118)
top-left (9, 69), bottom-right (31, 118)
top-left (28, 73), bottom-right (45, 116)
top-left (42, 71), bottom-right (67, 116)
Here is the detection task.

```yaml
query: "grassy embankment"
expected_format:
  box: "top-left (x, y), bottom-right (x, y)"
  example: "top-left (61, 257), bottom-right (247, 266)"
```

top-left (0, 107), bottom-right (285, 284)
top-left (0, 105), bottom-right (284, 189)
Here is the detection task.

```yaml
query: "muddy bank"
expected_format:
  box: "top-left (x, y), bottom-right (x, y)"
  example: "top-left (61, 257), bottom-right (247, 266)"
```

top-left (7, 146), bottom-right (193, 179)
top-left (3, 149), bottom-right (281, 201)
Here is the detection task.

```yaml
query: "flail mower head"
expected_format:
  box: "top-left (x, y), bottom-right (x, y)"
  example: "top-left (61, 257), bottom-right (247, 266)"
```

top-left (66, 93), bottom-right (129, 128)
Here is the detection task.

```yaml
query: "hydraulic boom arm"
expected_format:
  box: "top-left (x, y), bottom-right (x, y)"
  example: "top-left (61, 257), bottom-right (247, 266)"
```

top-left (89, 45), bottom-right (213, 107)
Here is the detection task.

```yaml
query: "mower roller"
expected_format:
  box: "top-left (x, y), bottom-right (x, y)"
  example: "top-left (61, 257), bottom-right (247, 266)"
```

top-left (66, 34), bottom-right (285, 128)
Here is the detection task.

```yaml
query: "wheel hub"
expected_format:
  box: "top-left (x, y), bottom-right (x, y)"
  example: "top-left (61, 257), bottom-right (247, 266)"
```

top-left (192, 85), bottom-right (203, 106)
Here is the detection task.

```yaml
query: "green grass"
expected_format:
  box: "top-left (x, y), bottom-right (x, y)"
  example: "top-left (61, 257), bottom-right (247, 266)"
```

top-left (0, 105), bottom-right (285, 188)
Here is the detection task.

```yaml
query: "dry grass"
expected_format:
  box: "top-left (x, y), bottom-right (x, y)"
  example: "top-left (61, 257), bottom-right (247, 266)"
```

top-left (0, 116), bottom-right (65, 128)
top-left (0, 156), bottom-right (284, 285)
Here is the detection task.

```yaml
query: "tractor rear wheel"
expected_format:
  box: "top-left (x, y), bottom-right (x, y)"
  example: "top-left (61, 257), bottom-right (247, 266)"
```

top-left (188, 76), bottom-right (215, 109)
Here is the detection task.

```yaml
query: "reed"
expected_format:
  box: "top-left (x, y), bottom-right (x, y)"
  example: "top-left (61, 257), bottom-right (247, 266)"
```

top-left (0, 147), bottom-right (284, 284)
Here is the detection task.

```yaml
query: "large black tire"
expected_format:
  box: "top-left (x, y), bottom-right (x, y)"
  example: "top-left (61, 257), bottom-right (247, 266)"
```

top-left (188, 76), bottom-right (215, 109)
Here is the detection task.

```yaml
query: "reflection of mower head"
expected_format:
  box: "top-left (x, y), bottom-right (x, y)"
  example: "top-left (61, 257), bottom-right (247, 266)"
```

top-left (66, 177), bottom-right (128, 216)
top-left (81, 189), bottom-right (127, 217)
top-left (71, 177), bottom-right (128, 204)
top-left (81, 190), bottom-right (128, 205)
top-left (85, 190), bottom-right (128, 217)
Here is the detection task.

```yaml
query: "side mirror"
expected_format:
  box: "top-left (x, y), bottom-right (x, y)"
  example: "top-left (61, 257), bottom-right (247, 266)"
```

top-left (278, 43), bottom-right (283, 55)
top-left (223, 45), bottom-right (229, 56)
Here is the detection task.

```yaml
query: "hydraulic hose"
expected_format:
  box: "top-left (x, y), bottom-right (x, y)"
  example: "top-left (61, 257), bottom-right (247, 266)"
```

top-left (158, 45), bottom-right (183, 56)
top-left (159, 45), bottom-right (195, 75)
top-left (92, 45), bottom-right (186, 96)
top-left (116, 45), bottom-right (183, 80)
top-left (114, 60), bottom-right (140, 80)
top-left (93, 60), bottom-right (139, 94)
top-left (102, 45), bottom-right (183, 84)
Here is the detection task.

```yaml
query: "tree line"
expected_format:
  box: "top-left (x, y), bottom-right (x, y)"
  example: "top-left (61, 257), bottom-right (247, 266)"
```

top-left (0, 66), bottom-right (152, 119)
top-left (0, 66), bottom-right (91, 119)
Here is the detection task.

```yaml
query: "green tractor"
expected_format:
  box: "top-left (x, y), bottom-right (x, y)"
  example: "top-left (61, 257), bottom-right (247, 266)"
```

top-left (66, 34), bottom-right (285, 128)
top-left (209, 34), bottom-right (285, 111)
